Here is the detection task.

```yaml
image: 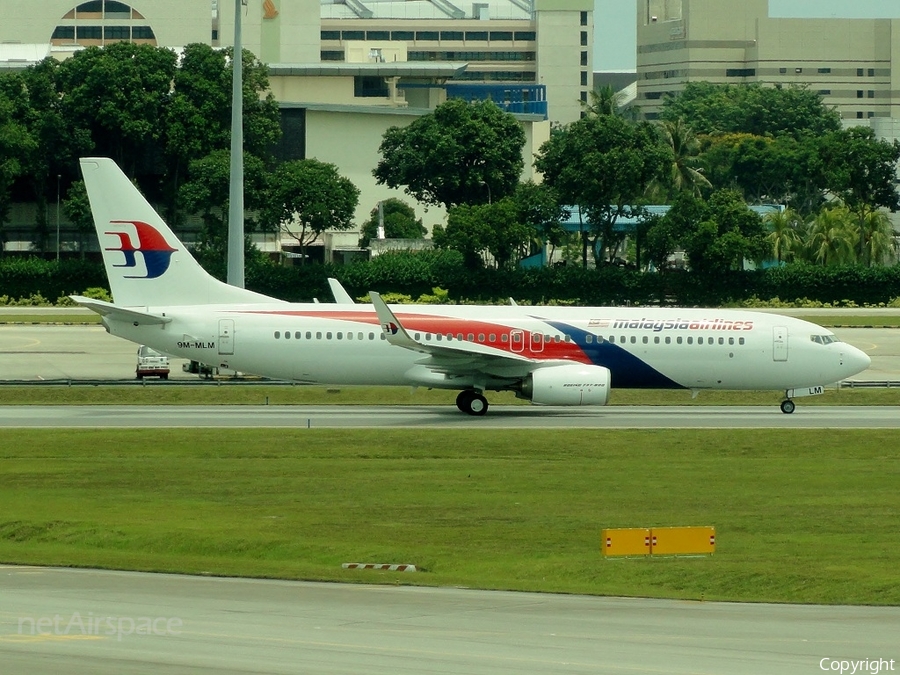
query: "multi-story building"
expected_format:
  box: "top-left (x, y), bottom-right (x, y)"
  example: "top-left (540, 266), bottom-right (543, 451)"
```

top-left (636, 0), bottom-right (900, 129)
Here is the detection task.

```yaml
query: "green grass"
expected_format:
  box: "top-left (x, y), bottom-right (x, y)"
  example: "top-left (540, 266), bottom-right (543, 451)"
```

top-left (0, 313), bottom-right (100, 324)
top-left (793, 315), bottom-right (900, 327)
top-left (0, 428), bottom-right (898, 605)
top-left (0, 384), bottom-right (896, 406)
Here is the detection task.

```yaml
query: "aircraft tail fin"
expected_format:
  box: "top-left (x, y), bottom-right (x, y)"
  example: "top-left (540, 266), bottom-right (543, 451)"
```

top-left (79, 157), bottom-right (280, 308)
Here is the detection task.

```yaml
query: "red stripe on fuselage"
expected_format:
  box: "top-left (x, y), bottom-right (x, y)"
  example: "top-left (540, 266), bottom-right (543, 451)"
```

top-left (233, 309), bottom-right (591, 363)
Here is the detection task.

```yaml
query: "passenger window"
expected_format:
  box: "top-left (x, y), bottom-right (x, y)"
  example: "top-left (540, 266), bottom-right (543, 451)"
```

top-left (327, 332), bottom-right (333, 340)
top-left (467, 333), bottom-right (474, 341)
top-left (347, 332), bottom-right (353, 340)
top-left (380, 333), bottom-right (386, 340)
top-left (687, 337), bottom-right (693, 345)
top-left (358, 332), bottom-right (364, 340)
top-left (501, 334), bottom-right (509, 343)
top-left (478, 333), bottom-right (485, 342)
top-left (677, 336), bottom-right (683, 344)
top-left (739, 337), bottom-right (745, 345)
top-left (336, 332), bottom-right (342, 340)
top-left (425, 333), bottom-right (431, 341)
top-left (512, 333), bottom-right (522, 343)
top-left (665, 336), bottom-right (670, 344)
top-left (642, 336), bottom-right (648, 344)
top-left (436, 334), bottom-right (442, 341)
top-left (630, 336), bottom-right (636, 344)
top-left (306, 332), bottom-right (312, 340)
top-left (619, 336), bottom-right (626, 344)
top-left (316, 332), bottom-right (322, 339)
top-left (718, 337), bottom-right (724, 345)
top-left (275, 331), bottom-right (281, 339)
top-left (729, 337), bottom-right (734, 345)
top-left (654, 336), bottom-right (660, 344)
top-left (286, 331), bottom-right (291, 340)
top-left (414, 333), bottom-right (420, 340)
top-left (489, 333), bottom-right (496, 342)
top-left (585, 335), bottom-right (593, 344)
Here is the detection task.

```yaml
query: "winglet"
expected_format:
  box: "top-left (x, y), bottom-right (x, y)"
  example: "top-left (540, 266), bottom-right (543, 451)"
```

top-left (369, 292), bottom-right (419, 349)
top-left (328, 278), bottom-right (356, 304)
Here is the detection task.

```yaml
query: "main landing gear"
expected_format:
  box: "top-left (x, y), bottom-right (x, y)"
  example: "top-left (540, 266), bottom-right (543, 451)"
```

top-left (456, 390), bottom-right (489, 416)
top-left (780, 398), bottom-right (795, 414)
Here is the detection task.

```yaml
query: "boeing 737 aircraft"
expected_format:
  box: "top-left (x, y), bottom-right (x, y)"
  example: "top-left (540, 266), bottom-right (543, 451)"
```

top-left (73, 158), bottom-right (870, 415)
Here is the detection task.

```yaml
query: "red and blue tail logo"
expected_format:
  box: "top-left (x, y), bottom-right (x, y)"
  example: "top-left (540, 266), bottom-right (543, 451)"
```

top-left (104, 220), bottom-right (176, 279)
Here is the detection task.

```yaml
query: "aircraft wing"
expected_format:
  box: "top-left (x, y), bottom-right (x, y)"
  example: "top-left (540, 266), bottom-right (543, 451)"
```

top-left (369, 291), bottom-right (540, 379)
top-left (70, 296), bottom-right (172, 325)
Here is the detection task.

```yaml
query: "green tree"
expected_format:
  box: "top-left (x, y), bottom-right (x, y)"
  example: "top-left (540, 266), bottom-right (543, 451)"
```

top-left (513, 181), bottom-right (569, 262)
top-left (433, 198), bottom-right (532, 270)
top-left (56, 42), bottom-right (177, 173)
top-left (163, 44), bottom-right (281, 224)
top-left (535, 113), bottom-right (671, 266)
top-left (660, 82), bottom-right (841, 139)
top-left (178, 150), bottom-right (269, 274)
top-left (0, 87), bottom-right (37, 251)
top-left (764, 208), bottom-right (804, 264)
top-left (805, 206), bottom-right (858, 266)
top-left (654, 117), bottom-right (711, 198)
top-left (61, 179), bottom-right (94, 259)
top-left (262, 159), bottom-right (360, 264)
top-left (374, 98), bottom-right (526, 209)
top-left (656, 190), bottom-right (768, 276)
top-left (581, 84), bottom-right (624, 117)
top-left (819, 127), bottom-right (900, 223)
top-left (856, 209), bottom-right (897, 267)
top-left (700, 133), bottom-right (827, 214)
top-left (358, 198), bottom-right (425, 248)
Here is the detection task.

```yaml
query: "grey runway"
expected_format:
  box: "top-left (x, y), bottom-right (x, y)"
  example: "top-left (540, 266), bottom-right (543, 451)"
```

top-left (2, 566), bottom-right (898, 675)
top-left (1, 403), bottom-right (900, 428)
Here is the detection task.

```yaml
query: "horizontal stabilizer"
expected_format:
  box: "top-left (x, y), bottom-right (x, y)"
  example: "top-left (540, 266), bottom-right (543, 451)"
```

top-left (70, 296), bottom-right (172, 325)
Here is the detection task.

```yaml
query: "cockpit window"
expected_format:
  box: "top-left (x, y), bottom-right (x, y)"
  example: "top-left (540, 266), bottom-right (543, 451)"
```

top-left (810, 334), bottom-right (841, 345)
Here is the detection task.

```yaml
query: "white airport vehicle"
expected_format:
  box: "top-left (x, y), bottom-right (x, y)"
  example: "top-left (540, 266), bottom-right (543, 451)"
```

top-left (72, 158), bottom-right (870, 415)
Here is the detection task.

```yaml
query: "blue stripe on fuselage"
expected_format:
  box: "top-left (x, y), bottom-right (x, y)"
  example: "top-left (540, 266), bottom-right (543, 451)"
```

top-left (543, 320), bottom-right (684, 389)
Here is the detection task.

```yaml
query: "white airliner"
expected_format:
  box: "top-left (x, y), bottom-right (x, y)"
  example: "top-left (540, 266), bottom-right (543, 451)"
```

top-left (73, 157), bottom-right (870, 415)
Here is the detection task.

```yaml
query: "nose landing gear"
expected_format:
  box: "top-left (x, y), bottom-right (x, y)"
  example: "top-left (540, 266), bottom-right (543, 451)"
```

top-left (456, 390), bottom-right (489, 416)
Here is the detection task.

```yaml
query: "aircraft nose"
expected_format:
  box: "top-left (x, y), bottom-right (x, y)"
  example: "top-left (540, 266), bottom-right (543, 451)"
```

top-left (844, 345), bottom-right (871, 376)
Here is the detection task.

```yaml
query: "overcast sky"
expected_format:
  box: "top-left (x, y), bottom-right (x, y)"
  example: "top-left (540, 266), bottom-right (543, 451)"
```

top-left (593, 0), bottom-right (900, 71)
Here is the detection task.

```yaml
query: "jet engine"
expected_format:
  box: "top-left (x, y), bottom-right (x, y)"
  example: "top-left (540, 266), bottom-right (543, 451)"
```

top-left (520, 364), bottom-right (611, 406)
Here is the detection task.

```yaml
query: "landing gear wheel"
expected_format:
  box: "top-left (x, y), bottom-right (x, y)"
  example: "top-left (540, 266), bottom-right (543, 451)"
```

top-left (780, 399), bottom-right (795, 414)
top-left (456, 390), bottom-right (489, 416)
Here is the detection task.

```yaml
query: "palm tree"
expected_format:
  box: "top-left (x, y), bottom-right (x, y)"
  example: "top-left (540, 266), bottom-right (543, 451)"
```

top-left (581, 84), bottom-right (623, 117)
top-left (764, 207), bottom-right (803, 264)
top-left (856, 209), bottom-right (898, 266)
top-left (805, 206), bottom-right (858, 266)
top-left (650, 118), bottom-right (712, 199)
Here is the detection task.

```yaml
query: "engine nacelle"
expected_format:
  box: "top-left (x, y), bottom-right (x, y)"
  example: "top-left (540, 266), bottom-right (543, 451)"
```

top-left (522, 364), bottom-right (611, 406)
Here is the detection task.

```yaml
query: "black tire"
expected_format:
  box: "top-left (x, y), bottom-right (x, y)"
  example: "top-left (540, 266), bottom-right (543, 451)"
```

top-left (456, 390), bottom-right (474, 413)
top-left (780, 399), bottom-right (795, 414)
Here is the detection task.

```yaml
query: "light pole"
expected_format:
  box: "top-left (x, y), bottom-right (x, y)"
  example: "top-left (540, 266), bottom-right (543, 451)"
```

top-left (56, 174), bottom-right (61, 262)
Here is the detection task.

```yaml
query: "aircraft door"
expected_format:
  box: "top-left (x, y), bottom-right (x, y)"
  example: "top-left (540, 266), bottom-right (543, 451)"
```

top-left (530, 332), bottom-right (544, 353)
top-left (773, 326), bottom-right (788, 362)
top-left (510, 329), bottom-right (525, 353)
top-left (218, 319), bottom-right (234, 355)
